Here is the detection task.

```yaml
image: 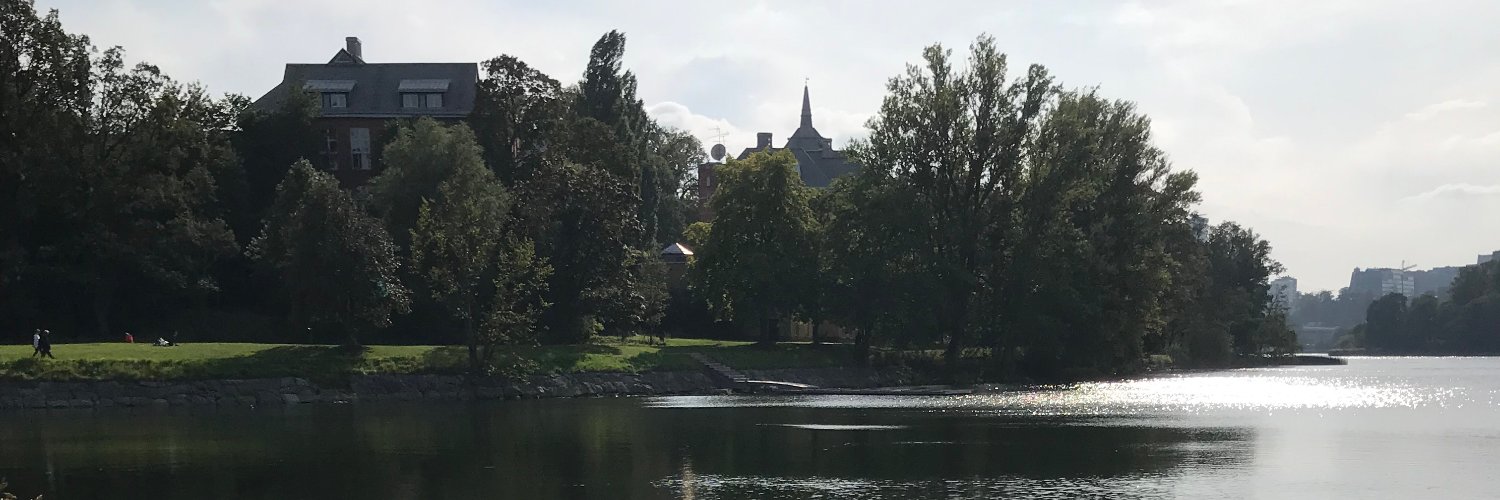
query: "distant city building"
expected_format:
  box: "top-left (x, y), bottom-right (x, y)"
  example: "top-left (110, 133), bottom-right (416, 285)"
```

top-left (1412, 266), bottom-right (1463, 297)
top-left (1348, 267), bottom-right (1415, 298)
top-left (1270, 276), bottom-right (1297, 311)
top-left (697, 85), bottom-right (859, 220)
top-left (252, 36), bottom-right (478, 187)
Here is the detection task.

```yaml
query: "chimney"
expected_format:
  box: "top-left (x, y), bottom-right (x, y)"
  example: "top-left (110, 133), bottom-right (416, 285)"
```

top-left (756, 132), bottom-right (772, 149)
top-left (345, 37), bottom-right (363, 60)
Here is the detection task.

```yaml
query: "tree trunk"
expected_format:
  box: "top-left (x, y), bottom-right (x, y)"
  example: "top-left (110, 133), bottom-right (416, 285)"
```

top-left (944, 335), bottom-right (962, 370)
top-left (810, 319), bottom-right (823, 346)
top-left (93, 276), bottom-right (117, 339)
top-left (998, 334), bottom-right (1017, 381)
top-left (943, 298), bottom-right (969, 376)
top-left (344, 297), bottom-right (362, 348)
top-left (465, 300), bottom-right (481, 376)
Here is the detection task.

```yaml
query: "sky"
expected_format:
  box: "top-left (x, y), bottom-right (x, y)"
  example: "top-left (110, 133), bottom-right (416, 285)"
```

top-left (35, 0), bottom-right (1500, 292)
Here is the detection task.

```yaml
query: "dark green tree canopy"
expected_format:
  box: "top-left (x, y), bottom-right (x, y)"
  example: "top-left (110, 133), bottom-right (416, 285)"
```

top-left (471, 54), bottom-right (564, 186)
top-left (249, 161), bottom-right (410, 345)
top-left (371, 117), bottom-right (489, 250)
top-left (695, 150), bottom-right (818, 344)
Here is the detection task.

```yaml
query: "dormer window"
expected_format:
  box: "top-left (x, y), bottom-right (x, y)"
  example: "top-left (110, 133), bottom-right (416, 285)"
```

top-left (304, 80), bottom-right (355, 109)
top-left (401, 93), bottom-right (442, 109)
top-left (322, 92), bottom-right (347, 108)
top-left (398, 79), bottom-right (450, 110)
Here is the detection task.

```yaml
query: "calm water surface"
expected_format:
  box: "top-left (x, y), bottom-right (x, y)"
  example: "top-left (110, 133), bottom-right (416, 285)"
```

top-left (2, 357), bottom-right (1499, 499)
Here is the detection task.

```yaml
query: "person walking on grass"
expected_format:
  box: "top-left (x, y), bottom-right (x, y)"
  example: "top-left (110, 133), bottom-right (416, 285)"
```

top-left (31, 329), bottom-right (41, 357)
top-left (38, 329), bottom-right (55, 359)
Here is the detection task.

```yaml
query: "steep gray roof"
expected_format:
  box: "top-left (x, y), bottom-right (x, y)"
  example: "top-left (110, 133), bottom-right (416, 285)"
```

top-left (735, 85), bottom-right (859, 188)
top-left (252, 60), bottom-right (478, 118)
top-left (736, 145), bottom-right (857, 189)
top-left (661, 242), bottom-right (694, 256)
top-left (787, 84), bottom-right (823, 145)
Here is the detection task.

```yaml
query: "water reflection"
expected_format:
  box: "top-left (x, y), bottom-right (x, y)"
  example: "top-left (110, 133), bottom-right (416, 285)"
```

top-left (656, 474), bottom-right (1186, 500)
top-left (0, 357), bottom-right (1498, 499)
top-left (647, 367), bottom-right (1443, 415)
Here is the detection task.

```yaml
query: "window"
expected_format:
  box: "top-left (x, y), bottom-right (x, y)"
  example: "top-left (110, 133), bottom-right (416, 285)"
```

top-left (321, 92), bottom-right (347, 108)
top-left (323, 129), bottom-right (340, 170)
top-left (350, 128), bottom-right (371, 171)
top-left (401, 93), bottom-right (444, 109)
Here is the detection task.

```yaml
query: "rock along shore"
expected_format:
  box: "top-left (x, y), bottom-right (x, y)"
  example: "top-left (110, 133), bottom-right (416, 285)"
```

top-left (0, 367), bottom-right (905, 411)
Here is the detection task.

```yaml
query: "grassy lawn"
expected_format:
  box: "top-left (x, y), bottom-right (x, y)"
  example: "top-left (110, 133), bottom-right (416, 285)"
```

top-left (0, 337), bottom-right (859, 382)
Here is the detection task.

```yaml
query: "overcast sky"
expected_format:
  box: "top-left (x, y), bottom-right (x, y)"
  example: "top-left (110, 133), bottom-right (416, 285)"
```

top-left (37, 0), bottom-right (1500, 292)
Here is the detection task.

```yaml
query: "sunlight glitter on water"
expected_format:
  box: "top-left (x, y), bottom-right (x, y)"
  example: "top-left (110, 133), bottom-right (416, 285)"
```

top-left (654, 473), bottom-right (1180, 500)
top-left (990, 372), bottom-right (1439, 415)
top-left (647, 366), bottom-right (1458, 416)
top-left (764, 423), bottom-right (909, 431)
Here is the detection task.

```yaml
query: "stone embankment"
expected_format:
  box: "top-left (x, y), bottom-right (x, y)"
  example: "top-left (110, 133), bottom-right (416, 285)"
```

top-left (0, 367), bottom-right (905, 410)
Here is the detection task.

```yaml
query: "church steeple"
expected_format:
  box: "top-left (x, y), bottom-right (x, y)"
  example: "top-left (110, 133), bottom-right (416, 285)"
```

top-left (800, 84), bottom-right (813, 129)
top-left (789, 83), bottom-right (823, 142)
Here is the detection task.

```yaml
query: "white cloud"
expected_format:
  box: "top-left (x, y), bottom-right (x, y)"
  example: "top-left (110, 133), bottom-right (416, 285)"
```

top-left (646, 101), bottom-right (743, 150)
top-left (1406, 99), bottom-right (1488, 121)
top-left (1402, 183), bottom-right (1500, 202)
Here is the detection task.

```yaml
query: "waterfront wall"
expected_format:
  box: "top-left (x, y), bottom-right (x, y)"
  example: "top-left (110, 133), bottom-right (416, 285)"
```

top-left (0, 367), bottom-right (904, 410)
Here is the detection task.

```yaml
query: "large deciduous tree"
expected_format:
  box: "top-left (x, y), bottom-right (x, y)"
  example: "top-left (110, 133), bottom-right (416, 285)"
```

top-left (847, 35), bottom-right (1051, 365)
top-left (695, 150), bottom-right (818, 345)
top-left (50, 48), bottom-right (239, 337)
top-left (996, 92), bottom-right (1202, 377)
top-left (371, 118), bottom-right (490, 250)
top-left (249, 161), bottom-right (409, 346)
top-left (409, 151), bottom-right (550, 374)
top-left (232, 89), bottom-right (321, 238)
top-left (0, 0), bottom-right (92, 328)
top-left (470, 55), bottom-right (564, 186)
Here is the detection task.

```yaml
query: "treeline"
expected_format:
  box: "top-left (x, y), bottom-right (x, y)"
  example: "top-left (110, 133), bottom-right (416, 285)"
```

top-left (1290, 290), bottom-right (1375, 330)
top-left (1346, 261), bottom-right (1500, 353)
top-left (691, 38), bottom-right (1294, 379)
top-left (0, 2), bottom-right (701, 365)
top-left (1, 2), bottom-right (1294, 379)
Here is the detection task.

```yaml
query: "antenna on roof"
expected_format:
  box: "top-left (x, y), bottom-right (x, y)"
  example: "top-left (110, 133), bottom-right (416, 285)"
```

top-left (709, 126), bottom-right (727, 162)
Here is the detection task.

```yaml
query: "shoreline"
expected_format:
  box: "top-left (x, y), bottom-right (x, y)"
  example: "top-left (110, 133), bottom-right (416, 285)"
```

top-left (0, 351), bottom-right (1351, 411)
top-left (0, 366), bottom-right (911, 411)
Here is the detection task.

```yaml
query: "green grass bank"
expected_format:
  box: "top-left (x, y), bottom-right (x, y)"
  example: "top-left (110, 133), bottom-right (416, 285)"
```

top-left (0, 338), bottom-right (859, 382)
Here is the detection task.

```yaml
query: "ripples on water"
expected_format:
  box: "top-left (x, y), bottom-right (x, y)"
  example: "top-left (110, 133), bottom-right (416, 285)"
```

top-left (5, 357), bottom-right (1500, 499)
top-left (655, 474), bottom-right (1178, 500)
top-left (646, 364), bottom-right (1466, 416)
top-left (644, 358), bottom-right (1500, 499)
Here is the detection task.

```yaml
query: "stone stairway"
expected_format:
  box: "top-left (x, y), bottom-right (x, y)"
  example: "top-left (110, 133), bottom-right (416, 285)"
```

top-left (687, 353), bottom-right (748, 389)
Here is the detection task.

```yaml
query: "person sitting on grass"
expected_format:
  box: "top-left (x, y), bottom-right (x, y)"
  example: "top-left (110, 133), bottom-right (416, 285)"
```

top-left (154, 337), bottom-right (175, 347)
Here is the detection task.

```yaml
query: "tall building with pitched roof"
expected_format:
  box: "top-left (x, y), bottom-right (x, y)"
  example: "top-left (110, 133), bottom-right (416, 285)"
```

top-left (252, 37), bottom-right (478, 187)
top-left (696, 85), bottom-right (859, 219)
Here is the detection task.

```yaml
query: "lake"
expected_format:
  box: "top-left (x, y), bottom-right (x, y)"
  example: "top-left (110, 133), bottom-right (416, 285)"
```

top-left (2, 356), bottom-right (1498, 499)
